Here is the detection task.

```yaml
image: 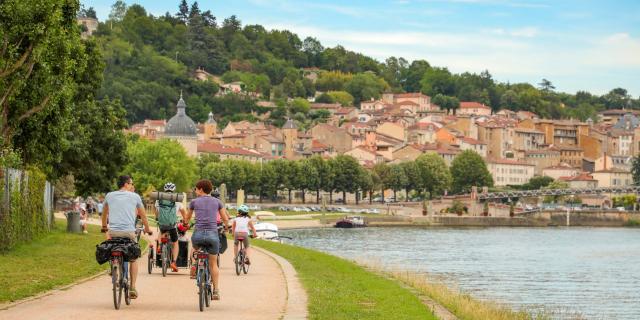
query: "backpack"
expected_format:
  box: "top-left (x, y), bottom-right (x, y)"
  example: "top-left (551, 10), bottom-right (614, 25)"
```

top-left (157, 199), bottom-right (177, 227)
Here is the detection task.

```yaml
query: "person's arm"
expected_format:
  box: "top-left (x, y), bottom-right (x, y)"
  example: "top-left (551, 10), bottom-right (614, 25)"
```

top-left (249, 220), bottom-right (257, 238)
top-left (101, 203), bottom-right (109, 232)
top-left (185, 208), bottom-right (194, 225)
top-left (154, 201), bottom-right (159, 219)
top-left (179, 206), bottom-right (187, 222)
top-left (137, 207), bottom-right (152, 235)
top-left (220, 207), bottom-right (230, 227)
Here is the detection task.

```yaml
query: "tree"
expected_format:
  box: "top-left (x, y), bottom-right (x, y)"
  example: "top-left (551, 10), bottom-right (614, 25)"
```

top-left (308, 156), bottom-right (332, 204)
top-left (432, 94), bottom-right (460, 114)
top-left (450, 150), bottom-right (493, 194)
top-left (543, 180), bottom-right (569, 204)
top-left (415, 153), bottom-right (451, 198)
top-left (299, 159), bottom-right (319, 204)
top-left (189, 1), bottom-right (201, 18)
top-left (197, 153), bottom-right (220, 177)
top-left (373, 163), bottom-right (391, 203)
top-left (420, 67), bottom-right (456, 96)
top-left (332, 155), bottom-right (361, 204)
top-left (123, 139), bottom-right (198, 193)
top-left (0, 0), bottom-right (85, 150)
top-left (176, 0), bottom-right (189, 24)
top-left (522, 176), bottom-right (553, 190)
top-left (632, 155), bottom-right (640, 186)
top-left (403, 60), bottom-right (430, 92)
top-left (345, 73), bottom-right (388, 105)
top-left (400, 161), bottom-right (420, 199)
top-left (388, 165), bottom-right (408, 201)
top-left (109, 1), bottom-right (127, 25)
top-left (357, 169), bottom-right (374, 204)
top-left (302, 37), bottom-right (323, 67)
top-left (327, 91), bottom-right (354, 106)
top-left (538, 78), bottom-right (555, 92)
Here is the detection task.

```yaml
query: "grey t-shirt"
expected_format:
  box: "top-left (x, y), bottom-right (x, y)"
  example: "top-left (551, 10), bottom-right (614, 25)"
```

top-left (105, 190), bottom-right (144, 232)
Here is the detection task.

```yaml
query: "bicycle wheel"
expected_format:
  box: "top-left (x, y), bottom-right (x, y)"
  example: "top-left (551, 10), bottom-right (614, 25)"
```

top-left (204, 277), bottom-right (211, 308)
top-left (147, 250), bottom-right (153, 274)
top-left (235, 252), bottom-right (242, 276)
top-left (161, 244), bottom-right (168, 277)
top-left (198, 267), bottom-right (205, 312)
top-left (124, 263), bottom-right (131, 306)
top-left (242, 251), bottom-right (249, 274)
top-left (111, 262), bottom-right (121, 310)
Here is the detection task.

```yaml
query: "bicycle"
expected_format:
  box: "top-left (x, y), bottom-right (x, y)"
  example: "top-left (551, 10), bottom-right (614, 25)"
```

top-left (234, 235), bottom-right (252, 276)
top-left (193, 248), bottom-right (213, 312)
top-left (109, 244), bottom-right (131, 310)
top-left (159, 230), bottom-right (175, 277)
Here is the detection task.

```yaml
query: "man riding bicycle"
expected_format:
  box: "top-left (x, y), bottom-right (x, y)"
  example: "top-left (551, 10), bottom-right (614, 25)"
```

top-left (233, 205), bottom-right (258, 265)
top-left (183, 180), bottom-right (229, 300)
top-left (101, 175), bottom-right (153, 299)
top-left (153, 182), bottom-right (187, 272)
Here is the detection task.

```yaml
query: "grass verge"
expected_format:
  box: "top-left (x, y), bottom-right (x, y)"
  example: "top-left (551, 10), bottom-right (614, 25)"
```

top-left (253, 239), bottom-right (436, 320)
top-left (624, 218), bottom-right (640, 227)
top-left (0, 218), bottom-right (145, 303)
top-left (388, 270), bottom-right (552, 320)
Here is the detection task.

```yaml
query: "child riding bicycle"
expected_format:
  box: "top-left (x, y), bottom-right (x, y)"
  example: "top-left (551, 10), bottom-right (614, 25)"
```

top-left (153, 182), bottom-right (187, 272)
top-left (233, 205), bottom-right (258, 265)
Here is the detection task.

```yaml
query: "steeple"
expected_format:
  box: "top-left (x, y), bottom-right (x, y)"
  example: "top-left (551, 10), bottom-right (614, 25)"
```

top-left (207, 112), bottom-right (216, 124)
top-left (177, 91), bottom-right (186, 116)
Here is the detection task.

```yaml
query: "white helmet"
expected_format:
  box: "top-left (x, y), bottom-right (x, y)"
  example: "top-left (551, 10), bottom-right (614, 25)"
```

top-left (163, 182), bottom-right (176, 192)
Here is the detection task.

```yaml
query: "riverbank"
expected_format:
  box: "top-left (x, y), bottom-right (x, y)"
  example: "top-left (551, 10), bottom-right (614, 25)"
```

top-left (252, 239), bottom-right (437, 319)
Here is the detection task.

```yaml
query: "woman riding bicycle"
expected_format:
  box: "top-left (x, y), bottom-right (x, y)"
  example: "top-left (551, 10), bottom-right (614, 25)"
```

top-left (233, 205), bottom-right (258, 265)
top-left (183, 180), bottom-right (229, 300)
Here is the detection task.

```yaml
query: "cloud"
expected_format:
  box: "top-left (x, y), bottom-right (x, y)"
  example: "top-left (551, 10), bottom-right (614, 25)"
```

top-left (484, 27), bottom-right (539, 38)
top-left (582, 33), bottom-right (640, 68)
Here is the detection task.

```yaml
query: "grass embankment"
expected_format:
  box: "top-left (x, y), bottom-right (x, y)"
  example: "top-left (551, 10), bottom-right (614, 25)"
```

top-left (388, 271), bottom-right (551, 320)
top-left (624, 218), bottom-right (640, 227)
top-left (0, 219), bottom-right (145, 303)
top-left (253, 239), bottom-right (436, 320)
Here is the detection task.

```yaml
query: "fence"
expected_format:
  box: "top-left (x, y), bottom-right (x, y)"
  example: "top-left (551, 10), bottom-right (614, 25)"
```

top-left (0, 168), bottom-right (55, 251)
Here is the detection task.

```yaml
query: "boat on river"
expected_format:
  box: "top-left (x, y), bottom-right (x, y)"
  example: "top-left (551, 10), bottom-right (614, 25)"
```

top-left (334, 216), bottom-right (366, 228)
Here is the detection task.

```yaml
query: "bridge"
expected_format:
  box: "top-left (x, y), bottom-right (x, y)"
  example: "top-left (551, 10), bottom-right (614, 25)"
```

top-left (477, 186), bottom-right (640, 200)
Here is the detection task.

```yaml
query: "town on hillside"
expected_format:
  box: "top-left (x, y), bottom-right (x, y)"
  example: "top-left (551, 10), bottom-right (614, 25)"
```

top-left (129, 83), bottom-right (636, 197)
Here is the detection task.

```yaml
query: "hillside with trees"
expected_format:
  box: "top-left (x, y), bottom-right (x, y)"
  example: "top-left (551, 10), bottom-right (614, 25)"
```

top-left (92, 1), bottom-right (640, 127)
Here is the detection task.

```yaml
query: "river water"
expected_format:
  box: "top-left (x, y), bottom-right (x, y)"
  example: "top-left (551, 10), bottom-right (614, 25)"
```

top-left (281, 227), bottom-right (640, 319)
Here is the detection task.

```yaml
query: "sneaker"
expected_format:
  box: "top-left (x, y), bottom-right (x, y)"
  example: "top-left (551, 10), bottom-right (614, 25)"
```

top-left (170, 262), bottom-right (178, 272)
top-left (129, 288), bottom-right (138, 299)
top-left (212, 289), bottom-right (220, 300)
top-left (245, 257), bottom-right (251, 265)
top-left (190, 266), bottom-right (196, 279)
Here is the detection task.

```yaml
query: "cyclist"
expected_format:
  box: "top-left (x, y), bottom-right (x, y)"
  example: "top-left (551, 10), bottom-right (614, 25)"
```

top-left (184, 180), bottom-right (229, 300)
top-left (211, 189), bottom-right (231, 254)
top-left (233, 205), bottom-right (258, 265)
top-left (101, 175), bottom-right (152, 299)
top-left (154, 182), bottom-right (187, 272)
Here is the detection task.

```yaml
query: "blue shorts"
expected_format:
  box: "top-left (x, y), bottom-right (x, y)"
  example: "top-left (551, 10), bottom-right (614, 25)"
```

top-left (191, 230), bottom-right (220, 255)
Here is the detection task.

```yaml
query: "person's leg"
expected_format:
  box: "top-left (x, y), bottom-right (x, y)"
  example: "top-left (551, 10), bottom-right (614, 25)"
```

top-left (130, 259), bottom-right (138, 289)
top-left (169, 229), bottom-right (179, 271)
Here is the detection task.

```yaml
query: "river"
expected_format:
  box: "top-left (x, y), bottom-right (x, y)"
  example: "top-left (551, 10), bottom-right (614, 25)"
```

top-left (281, 227), bottom-right (640, 319)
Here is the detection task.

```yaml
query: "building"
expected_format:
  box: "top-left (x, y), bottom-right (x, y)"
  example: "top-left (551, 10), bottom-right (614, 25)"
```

top-left (458, 137), bottom-right (487, 158)
top-left (457, 102), bottom-right (492, 116)
top-left (558, 173), bottom-right (598, 189)
top-left (592, 168), bottom-right (633, 187)
top-left (541, 163), bottom-right (580, 180)
top-left (487, 159), bottom-right (535, 186)
top-left (282, 119), bottom-right (298, 159)
top-left (513, 127), bottom-right (545, 151)
top-left (552, 145), bottom-right (584, 168)
top-left (197, 143), bottom-right (265, 163)
top-left (164, 94), bottom-right (198, 156)
top-left (521, 149), bottom-right (561, 175)
top-left (77, 17), bottom-right (98, 39)
top-left (310, 123), bottom-right (352, 153)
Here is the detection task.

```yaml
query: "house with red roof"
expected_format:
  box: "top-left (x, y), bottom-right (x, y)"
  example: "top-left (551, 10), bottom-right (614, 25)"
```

top-left (457, 102), bottom-right (492, 116)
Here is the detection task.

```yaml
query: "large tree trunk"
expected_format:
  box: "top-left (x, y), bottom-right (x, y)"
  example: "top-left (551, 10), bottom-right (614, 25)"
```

top-left (316, 189), bottom-right (320, 204)
top-left (329, 192), bottom-right (333, 204)
top-left (342, 191), bottom-right (346, 204)
top-left (369, 191), bottom-right (373, 204)
top-left (288, 189), bottom-right (292, 204)
top-left (393, 189), bottom-right (397, 201)
top-left (355, 191), bottom-right (359, 205)
top-left (302, 189), bottom-right (306, 204)
top-left (380, 188), bottom-right (385, 203)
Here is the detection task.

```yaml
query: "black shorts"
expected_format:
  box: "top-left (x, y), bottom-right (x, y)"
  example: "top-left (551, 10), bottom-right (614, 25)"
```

top-left (160, 226), bottom-right (179, 243)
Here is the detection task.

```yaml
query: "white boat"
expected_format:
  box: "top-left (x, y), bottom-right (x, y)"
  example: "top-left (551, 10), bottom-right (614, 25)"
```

top-left (254, 221), bottom-right (280, 241)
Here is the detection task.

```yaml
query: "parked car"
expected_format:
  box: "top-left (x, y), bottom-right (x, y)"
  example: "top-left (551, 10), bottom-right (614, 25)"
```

top-left (334, 198), bottom-right (345, 204)
top-left (372, 196), bottom-right (384, 202)
top-left (336, 207), bottom-right (351, 213)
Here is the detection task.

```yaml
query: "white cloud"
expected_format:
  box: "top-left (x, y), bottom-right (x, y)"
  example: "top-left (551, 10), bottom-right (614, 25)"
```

top-left (582, 33), bottom-right (640, 68)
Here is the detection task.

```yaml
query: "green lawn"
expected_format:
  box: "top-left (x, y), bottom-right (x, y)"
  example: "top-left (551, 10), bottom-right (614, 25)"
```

top-left (0, 219), bottom-right (145, 303)
top-left (253, 239), bottom-right (436, 320)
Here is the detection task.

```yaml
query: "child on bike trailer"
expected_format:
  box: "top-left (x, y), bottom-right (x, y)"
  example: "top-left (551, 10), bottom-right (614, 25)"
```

top-left (233, 205), bottom-right (258, 265)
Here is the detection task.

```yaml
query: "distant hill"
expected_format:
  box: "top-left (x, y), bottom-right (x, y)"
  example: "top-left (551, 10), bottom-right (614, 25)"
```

top-left (92, 1), bottom-right (639, 126)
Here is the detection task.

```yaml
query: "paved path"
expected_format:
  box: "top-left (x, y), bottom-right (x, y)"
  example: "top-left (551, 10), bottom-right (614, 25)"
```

top-left (2, 216), bottom-right (290, 319)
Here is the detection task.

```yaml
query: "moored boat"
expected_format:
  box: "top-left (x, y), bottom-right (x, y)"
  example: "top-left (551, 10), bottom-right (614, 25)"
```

top-left (334, 216), bottom-right (366, 228)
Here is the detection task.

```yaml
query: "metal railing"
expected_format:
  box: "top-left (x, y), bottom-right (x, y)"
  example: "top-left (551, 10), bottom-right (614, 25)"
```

top-left (478, 186), bottom-right (640, 200)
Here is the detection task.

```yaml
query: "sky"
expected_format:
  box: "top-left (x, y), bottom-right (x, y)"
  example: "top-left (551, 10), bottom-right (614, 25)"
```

top-left (84, 0), bottom-right (640, 97)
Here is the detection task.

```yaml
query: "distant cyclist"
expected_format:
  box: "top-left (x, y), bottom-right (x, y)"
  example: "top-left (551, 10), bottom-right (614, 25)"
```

top-left (184, 180), bottom-right (229, 300)
top-left (154, 182), bottom-right (187, 272)
top-left (233, 205), bottom-right (258, 265)
top-left (101, 175), bottom-right (152, 299)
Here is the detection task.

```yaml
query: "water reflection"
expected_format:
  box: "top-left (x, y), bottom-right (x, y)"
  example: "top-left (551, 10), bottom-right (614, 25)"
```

top-left (282, 227), bottom-right (640, 320)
